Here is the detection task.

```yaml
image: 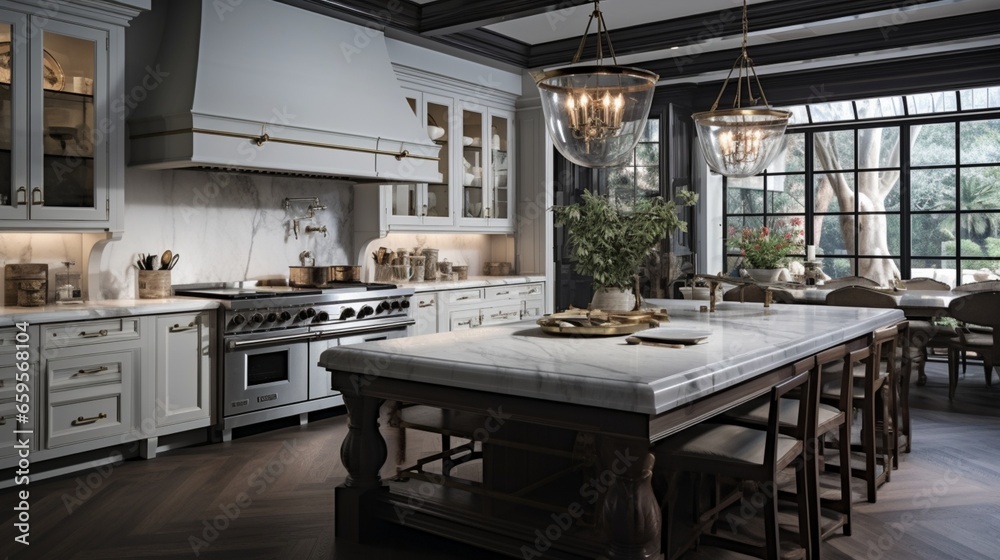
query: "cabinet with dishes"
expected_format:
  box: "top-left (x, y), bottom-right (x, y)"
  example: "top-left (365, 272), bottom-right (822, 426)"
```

top-left (354, 69), bottom-right (517, 237)
top-left (0, 1), bottom-right (144, 230)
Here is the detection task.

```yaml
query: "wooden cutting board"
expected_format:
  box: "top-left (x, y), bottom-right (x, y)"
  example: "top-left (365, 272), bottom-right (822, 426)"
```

top-left (4, 263), bottom-right (48, 306)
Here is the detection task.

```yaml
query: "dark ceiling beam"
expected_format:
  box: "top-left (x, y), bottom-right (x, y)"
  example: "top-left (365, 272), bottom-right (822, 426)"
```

top-left (697, 46), bottom-right (1000, 108)
top-left (431, 28), bottom-right (533, 68)
top-left (641, 10), bottom-right (1000, 83)
top-left (419, 0), bottom-right (590, 37)
top-left (277, 0), bottom-right (423, 31)
top-left (527, 0), bottom-right (936, 68)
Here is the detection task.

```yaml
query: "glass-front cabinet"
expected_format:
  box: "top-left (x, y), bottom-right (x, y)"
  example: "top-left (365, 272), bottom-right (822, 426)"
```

top-left (365, 79), bottom-right (516, 234)
top-left (458, 108), bottom-right (513, 229)
top-left (387, 89), bottom-right (453, 227)
top-left (0, 6), bottom-right (112, 226)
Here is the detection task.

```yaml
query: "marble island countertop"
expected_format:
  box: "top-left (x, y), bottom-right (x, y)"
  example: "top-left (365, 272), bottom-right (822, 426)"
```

top-left (393, 275), bottom-right (544, 293)
top-left (0, 298), bottom-right (220, 327)
top-left (320, 300), bottom-right (904, 415)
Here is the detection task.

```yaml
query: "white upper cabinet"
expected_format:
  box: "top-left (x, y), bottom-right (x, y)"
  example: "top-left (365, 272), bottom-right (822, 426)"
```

top-left (354, 67), bottom-right (518, 236)
top-left (0, 1), bottom-right (143, 230)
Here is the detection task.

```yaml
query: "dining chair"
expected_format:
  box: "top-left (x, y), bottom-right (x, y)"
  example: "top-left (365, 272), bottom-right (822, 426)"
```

top-left (900, 277), bottom-right (958, 386)
top-left (652, 357), bottom-right (816, 560)
top-left (944, 291), bottom-right (1000, 399)
top-left (953, 279), bottom-right (1000, 292)
top-left (722, 344), bottom-right (858, 558)
top-left (900, 277), bottom-right (952, 290)
top-left (822, 275), bottom-right (880, 289)
top-left (828, 286), bottom-right (919, 461)
top-left (722, 284), bottom-right (796, 304)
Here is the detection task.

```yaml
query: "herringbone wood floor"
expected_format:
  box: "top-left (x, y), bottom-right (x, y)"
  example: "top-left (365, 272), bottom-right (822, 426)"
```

top-left (2, 362), bottom-right (998, 560)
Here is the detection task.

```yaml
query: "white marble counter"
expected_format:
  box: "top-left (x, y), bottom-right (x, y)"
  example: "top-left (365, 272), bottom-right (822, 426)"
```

top-left (394, 275), bottom-right (544, 293)
top-left (0, 298), bottom-right (220, 327)
top-left (320, 300), bottom-right (904, 415)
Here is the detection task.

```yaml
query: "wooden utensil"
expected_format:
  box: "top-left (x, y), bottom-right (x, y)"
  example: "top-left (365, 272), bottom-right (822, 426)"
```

top-left (160, 250), bottom-right (173, 270)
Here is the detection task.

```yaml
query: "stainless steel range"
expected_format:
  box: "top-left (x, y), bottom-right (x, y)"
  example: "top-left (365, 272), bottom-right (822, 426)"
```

top-left (174, 281), bottom-right (414, 440)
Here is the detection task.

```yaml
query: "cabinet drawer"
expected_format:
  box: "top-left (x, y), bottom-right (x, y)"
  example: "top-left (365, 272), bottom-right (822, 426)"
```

top-left (0, 327), bottom-right (33, 367)
top-left (0, 399), bottom-right (30, 459)
top-left (414, 294), bottom-right (438, 309)
top-left (445, 289), bottom-right (484, 305)
top-left (449, 309), bottom-right (481, 330)
top-left (0, 364), bottom-right (23, 401)
top-left (485, 283), bottom-right (543, 300)
top-left (521, 298), bottom-right (545, 321)
top-left (47, 350), bottom-right (134, 391)
top-left (41, 317), bottom-right (141, 350)
top-left (47, 385), bottom-right (128, 448)
top-left (480, 304), bottom-right (523, 326)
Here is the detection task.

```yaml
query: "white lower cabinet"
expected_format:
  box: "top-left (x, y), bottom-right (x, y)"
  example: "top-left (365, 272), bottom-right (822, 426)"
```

top-left (413, 293), bottom-right (439, 336)
top-left (0, 308), bottom-right (215, 474)
top-left (413, 282), bottom-right (545, 334)
top-left (1, 325), bottom-right (38, 468)
top-left (153, 312), bottom-right (213, 430)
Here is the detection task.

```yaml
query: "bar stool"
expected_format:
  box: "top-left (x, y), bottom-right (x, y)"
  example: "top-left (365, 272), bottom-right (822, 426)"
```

top-left (652, 357), bottom-right (816, 560)
top-left (820, 324), bottom-right (897, 503)
top-left (723, 344), bottom-right (860, 558)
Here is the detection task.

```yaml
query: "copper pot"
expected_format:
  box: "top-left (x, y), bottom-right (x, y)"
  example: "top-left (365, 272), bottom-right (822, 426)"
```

top-left (289, 266), bottom-right (334, 287)
top-left (332, 265), bottom-right (361, 282)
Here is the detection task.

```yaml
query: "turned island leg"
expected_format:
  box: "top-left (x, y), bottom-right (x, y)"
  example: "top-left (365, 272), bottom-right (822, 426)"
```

top-left (598, 438), bottom-right (663, 560)
top-left (335, 390), bottom-right (388, 542)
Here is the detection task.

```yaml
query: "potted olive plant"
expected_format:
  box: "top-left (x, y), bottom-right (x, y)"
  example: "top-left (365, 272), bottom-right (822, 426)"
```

top-left (553, 189), bottom-right (698, 310)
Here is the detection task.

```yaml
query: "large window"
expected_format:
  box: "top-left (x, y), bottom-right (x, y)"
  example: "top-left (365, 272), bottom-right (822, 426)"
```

top-left (723, 87), bottom-right (1000, 286)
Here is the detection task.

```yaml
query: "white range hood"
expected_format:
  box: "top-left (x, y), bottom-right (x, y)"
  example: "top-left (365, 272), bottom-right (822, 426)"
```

top-left (128, 0), bottom-right (441, 182)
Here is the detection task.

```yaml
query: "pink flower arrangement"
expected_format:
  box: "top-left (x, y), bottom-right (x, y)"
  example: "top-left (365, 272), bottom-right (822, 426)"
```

top-left (727, 218), bottom-right (805, 269)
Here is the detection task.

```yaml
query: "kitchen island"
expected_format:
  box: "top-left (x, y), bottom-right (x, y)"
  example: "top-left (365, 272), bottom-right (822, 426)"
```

top-left (320, 300), bottom-right (904, 559)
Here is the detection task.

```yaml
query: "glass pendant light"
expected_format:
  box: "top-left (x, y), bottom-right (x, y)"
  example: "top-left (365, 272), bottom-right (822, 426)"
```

top-left (693, 0), bottom-right (790, 178)
top-left (534, 1), bottom-right (657, 168)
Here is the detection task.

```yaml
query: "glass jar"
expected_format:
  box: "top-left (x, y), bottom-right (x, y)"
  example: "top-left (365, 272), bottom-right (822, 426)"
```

top-left (421, 248), bottom-right (439, 281)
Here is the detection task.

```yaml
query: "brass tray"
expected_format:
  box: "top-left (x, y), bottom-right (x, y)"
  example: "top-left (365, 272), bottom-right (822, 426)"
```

top-left (539, 322), bottom-right (655, 336)
top-left (536, 309), bottom-right (661, 336)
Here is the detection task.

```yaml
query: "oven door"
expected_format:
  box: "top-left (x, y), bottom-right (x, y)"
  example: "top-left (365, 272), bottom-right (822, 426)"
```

top-left (224, 329), bottom-right (313, 416)
top-left (308, 321), bottom-right (413, 400)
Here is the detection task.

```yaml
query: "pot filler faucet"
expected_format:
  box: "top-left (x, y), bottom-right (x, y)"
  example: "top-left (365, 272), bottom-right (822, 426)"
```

top-left (285, 197), bottom-right (327, 239)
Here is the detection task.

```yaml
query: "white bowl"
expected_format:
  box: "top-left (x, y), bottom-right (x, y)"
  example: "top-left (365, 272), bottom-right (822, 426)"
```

top-left (427, 126), bottom-right (445, 141)
top-left (462, 136), bottom-right (474, 146)
top-left (464, 172), bottom-right (476, 186)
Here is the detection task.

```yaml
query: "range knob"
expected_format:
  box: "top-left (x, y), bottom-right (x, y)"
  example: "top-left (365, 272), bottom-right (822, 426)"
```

top-left (315, 311), bottom-right (330, 322)
top-left (231, 314), bottom-right (246, 326)
top-left (298, 308), bottom-right (317, 321)
top-left (266, 312), bottom-right (278, 322)
top-left (339, 308), bottom-right (356, 320)
top-left (358, 305), bottom-right (374, 319)
top-left (249, 313), bottom-right (264, 324)
top-left (279, 311), bottom-right (292, 322)
top-left (400, 299), bottom-right (411, 309)
top-left (376, 301), bottom-right (391, 314)
top-left (390, 300), bottom-right (401, 311)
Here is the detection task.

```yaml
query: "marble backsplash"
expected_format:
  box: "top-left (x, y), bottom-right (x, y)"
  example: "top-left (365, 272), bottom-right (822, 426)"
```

top-left (92, 168), bottom-right (355, 299)
top-left (0, 168), bottom-right (356, 302)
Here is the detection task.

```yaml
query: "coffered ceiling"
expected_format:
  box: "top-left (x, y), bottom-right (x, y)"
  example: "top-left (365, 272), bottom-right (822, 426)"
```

top-left (280, 0), bottom-right (1000, 105)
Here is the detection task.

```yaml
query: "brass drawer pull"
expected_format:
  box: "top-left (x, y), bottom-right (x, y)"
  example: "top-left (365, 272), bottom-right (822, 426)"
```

top-left (73, 366), bottom-right (110, 377)
top-left (15, 186), bottom-right (27, 206)
top-left (495, 290), bottom-right (510, 296)
top-left (457, 319), bottom-right (473, 327)
top-left (418, 301), bottom-right (435, 308)
top-left (79, 329), bottom-right (109, 338)
top-left (456, 296), bottom-right (472, 301)
top-left (72, 413), bottom-right (108, 426)
top-left (169, 322), bottom-right (198, 333)
top-left (31, 187), bottom-right (45, 205)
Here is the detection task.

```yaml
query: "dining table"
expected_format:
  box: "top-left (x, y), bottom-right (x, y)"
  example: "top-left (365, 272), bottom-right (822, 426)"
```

top-left (778, 286), bottom-right (961, 319)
